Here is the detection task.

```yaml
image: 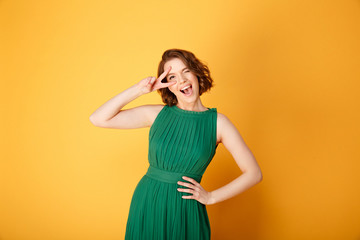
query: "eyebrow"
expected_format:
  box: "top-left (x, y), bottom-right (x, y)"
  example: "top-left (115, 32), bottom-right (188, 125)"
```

top-left (168, 67), bottom-right (188, 76)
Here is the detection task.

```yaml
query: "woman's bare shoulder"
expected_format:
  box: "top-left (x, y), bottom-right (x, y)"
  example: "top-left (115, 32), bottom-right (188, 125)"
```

top-left (216, 111), bottom-right (227, 119)
top-left (216, 111), bottom-right (230, 125)
top-left (215, 111), bottom-right (235, 144)
top-left (146, 104), bottom-right (166, 113)
top-left (215, 111), bottom-right (226, 145)
top-left (147, 104), bottom-right (167, 125)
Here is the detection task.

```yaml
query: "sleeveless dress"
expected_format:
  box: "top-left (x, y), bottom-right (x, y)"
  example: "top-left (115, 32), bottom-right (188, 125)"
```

top-left (125, 104), bottom-right (218, 240)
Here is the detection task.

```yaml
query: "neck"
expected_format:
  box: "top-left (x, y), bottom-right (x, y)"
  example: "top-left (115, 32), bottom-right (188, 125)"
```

top-left (176, 99), bottom-right (207, 111)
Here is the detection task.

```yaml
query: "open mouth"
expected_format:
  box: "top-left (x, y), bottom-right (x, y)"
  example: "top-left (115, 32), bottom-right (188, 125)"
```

top-left (180, 85), bottom-right (193, 96)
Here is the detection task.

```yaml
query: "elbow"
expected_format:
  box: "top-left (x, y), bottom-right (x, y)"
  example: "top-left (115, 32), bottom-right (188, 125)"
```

top-left (89, 115), bottom-right (102, 127)
top-left (257, 171), bottom-right (263, 183)
top-left (244, 170), bottom-right (263, 183)
top-left (249, 169), bottom-right (262, 183)
top-left (89, 115), bottom-right (96, 125)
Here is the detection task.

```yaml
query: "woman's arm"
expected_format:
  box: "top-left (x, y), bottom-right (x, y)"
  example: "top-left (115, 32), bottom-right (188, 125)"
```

top-left (89, 83), bottom-right (149, 128)
top-left (89, 83), bottom-right (143, 123)
top-left (207, 113), bottom-right (263, 205)
top-left (89, 67), bottom-right (175, 129)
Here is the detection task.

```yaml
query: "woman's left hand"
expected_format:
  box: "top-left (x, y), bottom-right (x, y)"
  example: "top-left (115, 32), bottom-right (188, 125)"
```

top-left (177, 176), bottom-right (213, 205)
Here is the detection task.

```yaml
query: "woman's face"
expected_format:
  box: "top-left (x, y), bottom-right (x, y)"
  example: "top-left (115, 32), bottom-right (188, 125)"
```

top-left (163, 58), bottom-right (199, 103)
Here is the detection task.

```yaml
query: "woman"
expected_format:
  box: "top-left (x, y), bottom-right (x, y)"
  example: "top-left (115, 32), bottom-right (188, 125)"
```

top-left (89, 49), bottom-right (263, 239)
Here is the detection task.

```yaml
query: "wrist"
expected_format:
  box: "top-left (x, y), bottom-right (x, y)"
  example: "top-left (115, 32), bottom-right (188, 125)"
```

top-left (207, 191), bottom-right (216, 205)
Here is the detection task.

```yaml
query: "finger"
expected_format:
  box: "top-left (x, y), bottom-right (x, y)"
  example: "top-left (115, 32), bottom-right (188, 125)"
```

top-left (179, 182), bottom-right (196, 189)
top-left (177, 188), bottom-right (190, 192)
top-left (145, 77), bottom-right (151, 85)
top-left (182, 195), bottom-right (193, 199)
top-left (158, 66), bottom-right (172, 82)
top-left (182, 176), bottom-right (198, 185)
top-left (163, 81), bottom-right (176, 87)
top-left (179, 188), bottom-right (194, 194)
top-left (145, 76), bottom-right (152, 85)
top-left (149, 76), bottom-right (156, 84)
top-left (178, 188), bottom-right (194, 195)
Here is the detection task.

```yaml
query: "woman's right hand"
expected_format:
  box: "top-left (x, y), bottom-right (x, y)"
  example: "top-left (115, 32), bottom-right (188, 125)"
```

top-left (137, 66), bottom-right (176, 94)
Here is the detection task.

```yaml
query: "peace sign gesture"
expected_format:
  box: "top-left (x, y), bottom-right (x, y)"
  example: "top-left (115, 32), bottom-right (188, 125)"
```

top-left (137, 66), bottom-right (176, 94)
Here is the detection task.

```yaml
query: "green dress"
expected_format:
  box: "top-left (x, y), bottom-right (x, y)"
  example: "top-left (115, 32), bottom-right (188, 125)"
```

top-left (125, 104), bottom-right (218, 240)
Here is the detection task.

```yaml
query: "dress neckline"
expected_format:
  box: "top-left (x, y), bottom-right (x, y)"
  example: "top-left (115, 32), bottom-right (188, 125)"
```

top-left (170, 105), bottom-right (213, 114)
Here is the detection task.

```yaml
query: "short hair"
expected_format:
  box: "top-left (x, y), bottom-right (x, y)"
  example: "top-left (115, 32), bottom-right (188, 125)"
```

top-left (156, 48), bottom-right (214, 106)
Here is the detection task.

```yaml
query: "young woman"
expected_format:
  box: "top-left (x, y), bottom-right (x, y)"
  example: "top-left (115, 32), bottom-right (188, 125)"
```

top-left (89, 49), bottom-right (263, 239)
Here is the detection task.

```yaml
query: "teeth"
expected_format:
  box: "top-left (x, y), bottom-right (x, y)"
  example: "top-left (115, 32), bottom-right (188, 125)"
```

top-left (181, 85), bottom-right (191, 91)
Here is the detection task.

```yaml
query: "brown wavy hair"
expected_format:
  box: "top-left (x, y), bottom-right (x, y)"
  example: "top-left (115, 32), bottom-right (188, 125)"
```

top-left (156, 48), bottom-right (214, 106)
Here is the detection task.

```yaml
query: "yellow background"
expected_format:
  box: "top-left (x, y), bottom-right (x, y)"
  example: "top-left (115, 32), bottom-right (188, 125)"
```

top-left (1, 0), bottom-right (359, 239)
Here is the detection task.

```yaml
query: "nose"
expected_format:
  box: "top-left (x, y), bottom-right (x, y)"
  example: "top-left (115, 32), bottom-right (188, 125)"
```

top-left (178, 74), bottom-right (186, 84)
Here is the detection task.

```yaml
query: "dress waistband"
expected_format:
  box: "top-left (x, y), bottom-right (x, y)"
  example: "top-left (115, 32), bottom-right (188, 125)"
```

top-left (145, 165), bottom-right (203, 184)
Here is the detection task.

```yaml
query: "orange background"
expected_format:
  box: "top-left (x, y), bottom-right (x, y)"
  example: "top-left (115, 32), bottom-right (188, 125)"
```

top-left (1, 0), bottom-right (359, 239)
